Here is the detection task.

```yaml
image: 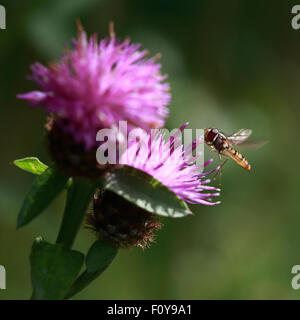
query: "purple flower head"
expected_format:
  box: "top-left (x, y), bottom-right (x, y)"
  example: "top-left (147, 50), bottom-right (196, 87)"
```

top-left (120, 123), bottom-right (221, 206)
top-left (17, 23), bottom-right (171, 150)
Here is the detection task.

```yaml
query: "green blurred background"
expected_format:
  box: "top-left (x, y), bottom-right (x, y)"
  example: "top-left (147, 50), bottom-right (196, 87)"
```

top-left (1, 0), bottom-right (300, 299)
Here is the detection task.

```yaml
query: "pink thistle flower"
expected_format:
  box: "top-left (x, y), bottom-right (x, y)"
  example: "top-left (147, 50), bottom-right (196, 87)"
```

top-left (17, 23), bottom-right (171, 150)
top-left (120, 123), bottom-right (221, 206)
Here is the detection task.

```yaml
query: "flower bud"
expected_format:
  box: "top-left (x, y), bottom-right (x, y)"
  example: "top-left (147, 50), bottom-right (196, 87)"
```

top-left (86, 190), bottom-right (162, 248)
top-left (46, 117), bottom-right (111, 178)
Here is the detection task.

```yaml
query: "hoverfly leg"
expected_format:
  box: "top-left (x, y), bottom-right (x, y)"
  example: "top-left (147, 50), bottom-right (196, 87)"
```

top-left (212, 153), bottom-right (223, 185)
top-left (218, 153), bottom-right (222, 185)
top-left (212, 155), bottom-right (229, 185)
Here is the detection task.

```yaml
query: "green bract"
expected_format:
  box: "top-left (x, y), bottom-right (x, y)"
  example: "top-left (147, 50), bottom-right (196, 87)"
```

top-left (104, 166), bottom-right (192, 218)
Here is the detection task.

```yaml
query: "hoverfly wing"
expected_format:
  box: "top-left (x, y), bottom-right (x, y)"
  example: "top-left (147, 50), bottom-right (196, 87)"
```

top-left (233, 139), bottom-right (268, 150)
top-left (227, 129), bottom-right (252, 146)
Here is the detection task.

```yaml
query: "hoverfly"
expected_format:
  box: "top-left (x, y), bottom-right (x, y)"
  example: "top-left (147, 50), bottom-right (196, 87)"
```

top-left (204, 128), bottom-right (265, 184)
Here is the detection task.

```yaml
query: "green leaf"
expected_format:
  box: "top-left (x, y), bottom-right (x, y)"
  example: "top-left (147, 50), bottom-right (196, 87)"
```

top-left (13, 157), bottom-right (48, 175)
top-left (30, 237), bottom-right (84, 300)
top-left (65, 241), bottom-right (118, 299)
top-left (104, 166), bottom-right (192, 218)
top-left (86, 240), bottom-right (118, 273)
top-left (18, 167), bottom-right (68, 228)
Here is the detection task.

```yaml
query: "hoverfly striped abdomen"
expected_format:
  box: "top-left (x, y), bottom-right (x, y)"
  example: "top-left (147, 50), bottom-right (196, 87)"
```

top-left (225, 146), bottom-right (251, 172)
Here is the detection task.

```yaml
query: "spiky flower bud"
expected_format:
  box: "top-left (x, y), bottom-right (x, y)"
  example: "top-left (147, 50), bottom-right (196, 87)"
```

top-left (86, 190), bottom-right (162, 249)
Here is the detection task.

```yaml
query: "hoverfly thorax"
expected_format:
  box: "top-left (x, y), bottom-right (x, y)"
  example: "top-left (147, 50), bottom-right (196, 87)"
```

top-left (204, 128), bottom-right (225, 152)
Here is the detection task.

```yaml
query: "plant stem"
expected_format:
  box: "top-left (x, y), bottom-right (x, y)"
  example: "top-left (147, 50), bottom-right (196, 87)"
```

top-left (56, 178), bottom-right (96, 249)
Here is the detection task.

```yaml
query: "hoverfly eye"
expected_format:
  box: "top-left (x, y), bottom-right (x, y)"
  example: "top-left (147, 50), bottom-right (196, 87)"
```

top-left (206, 128), bottom-right (218, 142)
